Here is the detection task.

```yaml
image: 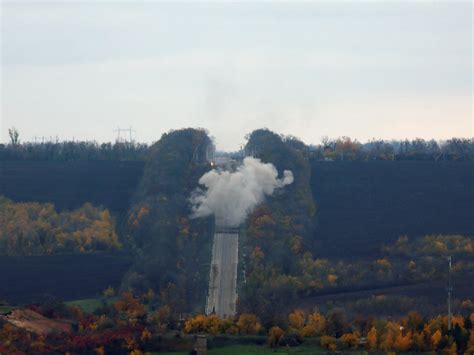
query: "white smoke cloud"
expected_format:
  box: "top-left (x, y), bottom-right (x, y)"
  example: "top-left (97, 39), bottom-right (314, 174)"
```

top-left (190, 157), bottom-right (294, 227)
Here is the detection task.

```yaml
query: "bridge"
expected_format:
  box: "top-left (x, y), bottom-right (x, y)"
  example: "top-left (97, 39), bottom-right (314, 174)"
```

top-left (205, 228), bottom-right (239, 318)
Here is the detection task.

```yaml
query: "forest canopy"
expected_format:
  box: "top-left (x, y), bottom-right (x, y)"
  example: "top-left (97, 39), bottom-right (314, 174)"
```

top-left (0, 140), bottom-right (148, 161)
top-left (123, 128), bottom-right (215, 312)
top-left (0, 197), bottom-right (121, 255)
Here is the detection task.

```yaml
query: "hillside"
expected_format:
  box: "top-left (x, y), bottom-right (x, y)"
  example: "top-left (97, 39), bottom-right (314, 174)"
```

top-left (124, 128), bottom-right (215, 313)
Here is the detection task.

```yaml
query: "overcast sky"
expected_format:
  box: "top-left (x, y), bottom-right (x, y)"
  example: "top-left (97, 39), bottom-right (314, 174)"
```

top-left (1, 1), bottom-right (472, 151)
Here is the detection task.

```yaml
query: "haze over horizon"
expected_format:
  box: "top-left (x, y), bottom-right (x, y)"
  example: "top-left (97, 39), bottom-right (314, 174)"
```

top-left (2, 1), bottom-right (472, 151)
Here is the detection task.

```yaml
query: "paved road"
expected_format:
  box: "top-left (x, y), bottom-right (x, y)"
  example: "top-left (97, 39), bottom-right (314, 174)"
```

top-left (206, 232), bottom-right (239, 318)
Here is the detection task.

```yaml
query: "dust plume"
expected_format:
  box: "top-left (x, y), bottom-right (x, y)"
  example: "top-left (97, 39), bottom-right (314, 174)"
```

top-left (190, 157), bottom-right (293, 227)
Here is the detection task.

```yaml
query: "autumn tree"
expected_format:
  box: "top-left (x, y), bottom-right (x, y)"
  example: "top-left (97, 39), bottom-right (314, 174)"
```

top-left (300, 312), bottom-right (326, 337)
top-left (379, 321), bottom-right (401, 351)
top-left (467, 329), bottom-right (474, 353)
top-left (267, 326), bottom-right (284, 347)
top-left (431, 329), bottom-right (442, 350)
top-left (404, 311), bottom-right (424, 332)
top-left (320, 335), bottom-right (337, 352)
top-left (394, 331), bottom-right (413, 352)
top-left (148, 305), bottom-right (172, 333)
top-left (412, 331), bottom-right (426, 352)
top-left (0, 198), bottom-right (120, 255)
top-left (183, 314), bottom-right (224, 335)
top-left (114, 292), bottom-right (146, 322)
top-left (288, 309), bottom-right (305, 332)
top-left (102, 286), bottom-right (115, 298)
top-left (340, 332), bottom-right (359, 349)
top-left (366, 326), bottom-right (378, 350)
top-left (236, 313), bottom-right (262, 335)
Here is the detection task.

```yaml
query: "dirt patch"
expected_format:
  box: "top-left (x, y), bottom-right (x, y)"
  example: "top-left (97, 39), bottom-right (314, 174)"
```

top-left (1, 309), bottom-right (73, 335)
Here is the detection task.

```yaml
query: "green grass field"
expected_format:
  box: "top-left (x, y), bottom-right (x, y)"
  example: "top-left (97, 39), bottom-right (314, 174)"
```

top-left (159, 344), bottom-right (326, 355)
top-left (65, 297), bottom-right (119, 314)
top-left (65, 296), bottom-right (155, 314)
top-left (0, 305), bottom-right (13, 314)
top-left (65, 298), bottom-right (104, 313)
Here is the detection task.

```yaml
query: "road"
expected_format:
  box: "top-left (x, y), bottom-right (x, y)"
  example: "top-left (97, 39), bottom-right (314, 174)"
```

top-left (206, 231), bottom-right (239, 318)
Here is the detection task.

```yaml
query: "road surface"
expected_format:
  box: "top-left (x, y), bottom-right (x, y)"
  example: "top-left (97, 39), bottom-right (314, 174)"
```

top-left (206, 231), bottom-right (239, 318)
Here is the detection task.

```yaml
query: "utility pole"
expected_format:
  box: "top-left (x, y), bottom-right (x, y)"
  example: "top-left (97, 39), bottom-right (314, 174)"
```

top-left (447, 256), bottom-right (453, 331)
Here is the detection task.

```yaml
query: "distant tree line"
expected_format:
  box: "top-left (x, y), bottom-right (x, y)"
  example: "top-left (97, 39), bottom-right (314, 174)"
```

top-left (302, 136), bottom-right (474, 161)
top-left (0, 140), bottom-right (149, 161)
top-left (2, 126), bottom-right (472, 161)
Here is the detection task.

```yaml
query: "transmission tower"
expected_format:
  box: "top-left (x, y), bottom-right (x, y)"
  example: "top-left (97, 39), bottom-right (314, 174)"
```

top-left (114, 126), bottom-right (136, 143)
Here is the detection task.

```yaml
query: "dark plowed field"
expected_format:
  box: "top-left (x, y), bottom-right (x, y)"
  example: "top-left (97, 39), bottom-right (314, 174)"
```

top-left (0, 160), bottom-right (144, 212)
top-left (2, 160), bottom-right (472, 247)
top-left (0, 254), bottom-right (132, 304)
top-left (295, 271), bottom-right (474, 317)
top-left (311, 161), bottom-right (474, 256)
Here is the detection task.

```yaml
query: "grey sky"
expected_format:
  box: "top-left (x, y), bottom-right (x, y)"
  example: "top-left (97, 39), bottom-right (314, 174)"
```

top-left (1, 1), bottom-right (472, 151)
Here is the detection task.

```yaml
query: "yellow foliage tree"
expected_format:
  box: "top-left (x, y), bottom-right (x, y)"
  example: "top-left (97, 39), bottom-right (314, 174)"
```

top-left (114, 292), bottom-right (146, 321)
top-left (379, 321), bottom-right (401, 351)
top-left (443, 342), bottom-right (457, 355)
top-left (0, 198), bottom-right (121, 255)
top-left (375, 258), bottom-right (392, 269)
top-left (393, 331), bottom-right (413, 352)
top-left (300, 312), bottom-right (326, 337)
top-left (184, 314), bottom-right (224, 335)
top-left (236, 313), bottom-right (262, 335)
top-left (412, 331), bottom-right (425, 352)
top-left (467, 329), bottom-right (474, 353)
top-left (268, 326), bottom-right (284, 348)
top-left (340, 332), bottom-right (359, 349)
top-left (102, 286), bottom-right (115, 298)
top-left (140, 328), bottom-right (152, 342)
top-left (288, 309), bottom-right (305, 331)
top-left (366, 326), bottom-right (377, 350)
top-left (320, 335), bottom-right (337, 351)
top-left (431, 329), bottom-right (442, 349)
top-left (327, 274), bottom-right (338, 284)
top-left (184, 314), bottom-right (207, 333)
